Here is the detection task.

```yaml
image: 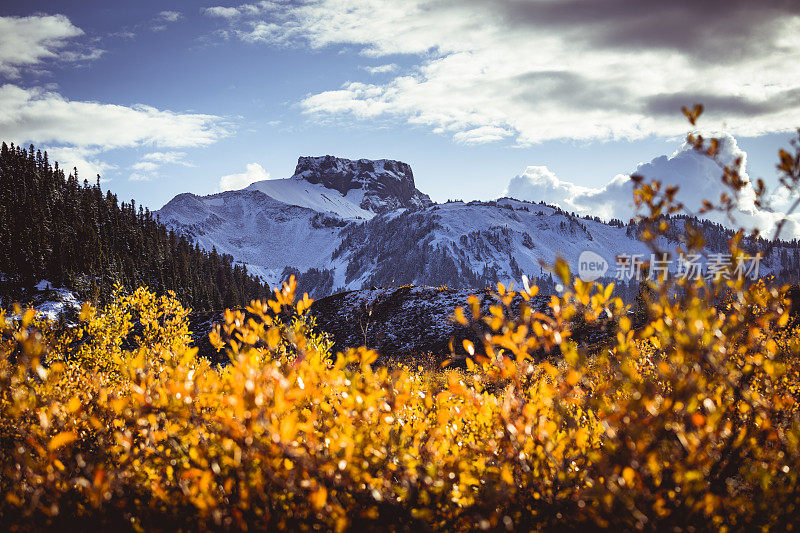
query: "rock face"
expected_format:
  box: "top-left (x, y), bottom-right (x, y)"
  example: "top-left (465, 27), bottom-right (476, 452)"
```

top-left (292, 156), bottom-right (433, 213)
top-left (308, 285), bottom-right (550, 363)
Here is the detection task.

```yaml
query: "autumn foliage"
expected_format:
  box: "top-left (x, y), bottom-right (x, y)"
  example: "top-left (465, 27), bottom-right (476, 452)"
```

top-left (3, 120), bottom-right (800, 531)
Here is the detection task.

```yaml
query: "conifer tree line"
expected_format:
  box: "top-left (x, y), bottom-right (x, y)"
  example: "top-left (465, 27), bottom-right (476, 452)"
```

top-left (0, 143), bottom-right (270, 310)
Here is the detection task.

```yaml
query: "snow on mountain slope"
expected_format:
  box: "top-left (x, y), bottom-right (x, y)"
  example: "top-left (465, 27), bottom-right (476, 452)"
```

top-left (157, 155), bottom-right (439, 290)
top-left (335, 199), bottom-right (668, 291)
top-left (158, 156), bottom-right (789, 299)
top-left (244, 178), bottom-right (374, 220)
top-left (431, 198), bottom-right (653, 278)
top-left (158, 189), bottom-right (349, 289)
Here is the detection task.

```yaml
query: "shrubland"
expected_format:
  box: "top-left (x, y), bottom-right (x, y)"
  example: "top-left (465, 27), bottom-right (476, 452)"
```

top-left (2, 113), bottom-right (800, 531)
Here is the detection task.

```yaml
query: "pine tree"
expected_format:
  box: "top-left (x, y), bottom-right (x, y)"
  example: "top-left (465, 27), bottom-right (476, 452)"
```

top-left (0, 143), bottom-right (270, 310)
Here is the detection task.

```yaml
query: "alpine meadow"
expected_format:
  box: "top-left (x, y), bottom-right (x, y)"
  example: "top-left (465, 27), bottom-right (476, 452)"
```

top-left (3, 2), bottom-right (800, 532)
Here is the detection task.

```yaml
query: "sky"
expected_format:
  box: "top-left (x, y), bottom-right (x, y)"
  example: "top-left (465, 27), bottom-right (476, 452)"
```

top-left (1, 1), bottom-right (800, 228)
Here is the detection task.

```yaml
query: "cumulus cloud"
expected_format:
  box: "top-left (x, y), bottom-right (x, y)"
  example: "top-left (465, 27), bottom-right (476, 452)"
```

top-left (157, 11), bottom-right (182, 23)
top-left (505, 133), bottom-right (800, 239)
top-left (204, 0), bottom-right (800, 144)
top-left (0, 84), bottom-right (229, 180)
top-left (44, 146), bottom-right (116, 182)
top-left (0, 85), bottom-right (229, 149)
top-left (0, 14), bottom-right (102, 77)
top-left (453, 126), bottom-right (513, 145)
top-left (141, 151), bottom-right (193, 165)
top-left (131, 160), bottom-right (159, 173)
top-left (204, 7), bottom-right (243, 19)
top-left (506, 166), bottom-right (606, 214)
top-left (203, 2), bottom-right (274, 19)
top-left (129, 151), bottom-right (195, 181)
top-left (363, 64), bottom-right (397, 75)
top-left (218, 162), bottom-right (270, 192)
top-left (151, 10), bottom-right (183, 32)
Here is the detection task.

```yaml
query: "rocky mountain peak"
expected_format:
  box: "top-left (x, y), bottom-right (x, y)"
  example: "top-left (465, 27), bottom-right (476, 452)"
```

top-left (291, 155), bottom-right (433, 213)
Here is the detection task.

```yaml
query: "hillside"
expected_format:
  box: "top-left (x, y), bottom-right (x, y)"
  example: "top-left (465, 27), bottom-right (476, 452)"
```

top-left (0, 143), bottom-right (270, 310)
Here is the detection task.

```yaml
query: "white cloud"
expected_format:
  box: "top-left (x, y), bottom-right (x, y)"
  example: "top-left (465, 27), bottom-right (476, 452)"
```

top-left (0, 14), bottom-right (227, 183)
top-left (206, 0), bottom-right (800, 145)
top-left (218, 162), bottom-right (270, 191)
top-left (109, 31), bottom-right (136, 40)
top-left (157, 11), bottom-right (182, 23)
top-left (0, 14), bottom-right (101, 77)
top-left (45, 146), bottom-right (116, 182)
top-left (363, 64), bottom-right (397, 75)
top-left (203, 2), bottom-right (275, 19)
top-left (0, 84), bottom-right (229, 149)
top-left (0, 84), bottom-right (229, 182)
top-left (141, 151), bottom-right (193, 165)
top-left (204, 7), bottom-right (243, 19)
top-left (129, 151), bottom-right (195, 181)
top-left (151, 11), bottom-right (183, 31)
top-left (506, 166), bottom-right (605, 214)
top-left (505, 133), bottom-right (800, 239)
top-left (453, 125), bottom-right (513, 145)
top-left (132, 160), bottom-right (159, 172)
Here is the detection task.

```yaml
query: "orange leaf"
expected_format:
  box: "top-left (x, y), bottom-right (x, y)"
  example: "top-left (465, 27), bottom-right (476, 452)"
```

top-left (48, 431), bottom-right (77, 451)
top-left (462, 339), bottom-right (475, 356)
top-left (310, 486), bottom-right (328, 510)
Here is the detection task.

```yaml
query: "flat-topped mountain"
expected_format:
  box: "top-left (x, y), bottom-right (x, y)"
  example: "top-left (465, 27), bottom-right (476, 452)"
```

top-left (292, 156), bottom-right (432, 214)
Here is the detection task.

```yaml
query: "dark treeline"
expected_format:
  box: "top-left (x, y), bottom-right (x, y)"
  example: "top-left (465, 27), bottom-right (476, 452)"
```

top-left (0, 143), bottom-right (270, 310)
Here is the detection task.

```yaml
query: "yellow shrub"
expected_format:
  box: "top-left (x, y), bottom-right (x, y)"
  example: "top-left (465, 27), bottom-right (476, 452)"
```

top-left (2, 268), bottom-right (799, 531)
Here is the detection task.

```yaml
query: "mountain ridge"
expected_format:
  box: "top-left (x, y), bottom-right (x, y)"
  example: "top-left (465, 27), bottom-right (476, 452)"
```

top-left (156, 155), bottom-right (800, 300)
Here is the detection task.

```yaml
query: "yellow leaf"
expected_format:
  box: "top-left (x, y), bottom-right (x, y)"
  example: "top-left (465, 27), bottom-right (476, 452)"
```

top-left (501, 464), bottom-right (514, 485)
top-left (622, 467), bottom-right (636, 487)
top-left (462, 339), bottom-right (475, 356)
top-left (361, 349), bottom-right (378, 365)
top-left (48, 431), bottom-right (77, 451)
top-left (67, 396), bottom-right (82, 414)
top-left (575, 428), bottom-right (589, 448)
top-left (603, 283), bottom-right (614, 300)
top-left (310, 486), bottom-right (328, 510)
top-left (555, 257), bottom-right (570, 283)
top-left (566, 370), bottom-right (580, 386)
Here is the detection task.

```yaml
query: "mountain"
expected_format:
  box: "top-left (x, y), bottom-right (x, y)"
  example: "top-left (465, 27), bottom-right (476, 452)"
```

top-left (290, 156), bottom-right (433, 214)
top-left (157, 155), bottom-right (800, 300)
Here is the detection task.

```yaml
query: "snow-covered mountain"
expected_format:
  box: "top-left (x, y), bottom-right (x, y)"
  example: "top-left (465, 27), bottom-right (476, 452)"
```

top-left (289, 156), bottom-right (432, 214)
top-left (157, 155), bottom-right (792, 299)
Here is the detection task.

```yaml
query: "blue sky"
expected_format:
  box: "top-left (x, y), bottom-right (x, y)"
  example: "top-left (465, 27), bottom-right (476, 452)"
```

top-left (1, 1), bottom-right (799, 215)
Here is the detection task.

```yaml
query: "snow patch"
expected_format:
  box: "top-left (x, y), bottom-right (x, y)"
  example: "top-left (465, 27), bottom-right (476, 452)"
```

top-left (246, 178), bottom-right (374, 220)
